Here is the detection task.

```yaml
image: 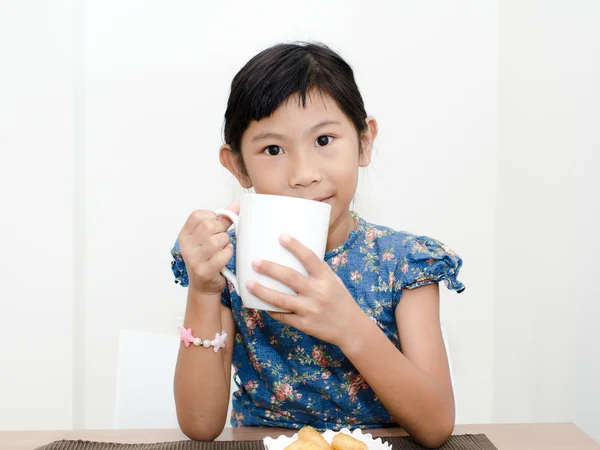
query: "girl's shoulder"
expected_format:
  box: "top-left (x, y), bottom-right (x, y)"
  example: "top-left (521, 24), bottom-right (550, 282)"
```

top-left (353, 214), bottom-right (456, 256)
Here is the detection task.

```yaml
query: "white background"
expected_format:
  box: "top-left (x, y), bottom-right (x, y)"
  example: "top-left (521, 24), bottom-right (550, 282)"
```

top-left (0, 0), bottom-right (598, 442)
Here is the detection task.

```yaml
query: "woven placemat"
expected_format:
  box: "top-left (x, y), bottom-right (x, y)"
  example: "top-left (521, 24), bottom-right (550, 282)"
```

top-left (34, 434), bottom-right (497, 450)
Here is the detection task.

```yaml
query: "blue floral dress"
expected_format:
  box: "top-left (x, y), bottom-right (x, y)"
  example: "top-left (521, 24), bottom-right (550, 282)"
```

top-left (170, 212), bottom-right (464, 430)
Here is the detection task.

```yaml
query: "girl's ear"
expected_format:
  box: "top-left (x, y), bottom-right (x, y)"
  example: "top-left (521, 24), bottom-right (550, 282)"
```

top-left (220, 144), bottom-right (253, 189)
top-left (359, 116), bottom-right (378, 168)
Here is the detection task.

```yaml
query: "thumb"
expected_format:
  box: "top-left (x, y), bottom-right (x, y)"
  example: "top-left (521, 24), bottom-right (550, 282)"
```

top-left (216, 201), bottom-right (241, 230)
top-left (226, 200), bottom-right (241, 215)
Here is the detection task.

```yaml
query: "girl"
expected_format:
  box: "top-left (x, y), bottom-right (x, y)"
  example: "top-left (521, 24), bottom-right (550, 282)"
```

top-left (171, 42), bottom-right (464, 449)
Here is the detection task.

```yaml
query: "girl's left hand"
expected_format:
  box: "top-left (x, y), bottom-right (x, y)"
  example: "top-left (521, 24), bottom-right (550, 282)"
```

top-left (246, 234), bottom-right (369, 347)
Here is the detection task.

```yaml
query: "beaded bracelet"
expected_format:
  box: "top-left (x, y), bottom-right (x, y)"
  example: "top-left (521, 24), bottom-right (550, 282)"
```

top-left (179, 325), bottom-right (227, 353)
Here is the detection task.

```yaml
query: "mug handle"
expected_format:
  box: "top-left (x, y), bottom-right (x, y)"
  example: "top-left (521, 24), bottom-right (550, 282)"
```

top-left (214, 209), bottom-right (239, 293)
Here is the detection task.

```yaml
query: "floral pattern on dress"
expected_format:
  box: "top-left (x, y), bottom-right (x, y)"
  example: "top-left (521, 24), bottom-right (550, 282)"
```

top-left (170, 212), bottom-right (464, 430)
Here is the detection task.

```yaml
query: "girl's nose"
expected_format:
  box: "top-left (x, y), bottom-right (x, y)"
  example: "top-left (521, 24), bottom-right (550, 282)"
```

top-left (288, 153), bottom-right (322, 188)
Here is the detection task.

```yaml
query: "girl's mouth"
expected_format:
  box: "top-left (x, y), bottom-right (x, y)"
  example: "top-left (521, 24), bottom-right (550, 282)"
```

top-left (312, 195), bottom-right (333, 203)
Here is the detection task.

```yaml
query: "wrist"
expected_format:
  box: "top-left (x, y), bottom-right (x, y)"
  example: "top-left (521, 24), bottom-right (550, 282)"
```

top-left (186, 288), bottom-right (223, 318)
top-left (183, 289), bottom-right (224, 334)
top-left (338, 312), bottom-right (380, 358)
top-left (187, 284), bottom-right (223, 303)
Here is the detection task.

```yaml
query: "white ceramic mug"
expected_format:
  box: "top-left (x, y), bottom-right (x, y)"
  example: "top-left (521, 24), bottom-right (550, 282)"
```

top-left (214, 194), bottom-right (331, 312)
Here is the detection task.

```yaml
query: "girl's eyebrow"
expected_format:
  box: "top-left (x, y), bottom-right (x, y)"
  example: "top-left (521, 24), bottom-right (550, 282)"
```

top-left (251, 120), bottom-right (342, 142)
top-left (309, 120), bottom-right (341, 133)
top-left (252, 131), bottom-right (285, 142)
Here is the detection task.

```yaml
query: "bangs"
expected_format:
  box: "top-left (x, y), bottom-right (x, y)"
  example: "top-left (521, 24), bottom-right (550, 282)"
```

top-left (224, 42), bottom-right (367, 153)
top-left (231, 48), bottom-right (333, 123)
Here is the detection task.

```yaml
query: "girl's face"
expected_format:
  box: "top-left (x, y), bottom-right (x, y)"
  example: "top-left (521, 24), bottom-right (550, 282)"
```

top-left (221, 92), bottom-right (377, 235)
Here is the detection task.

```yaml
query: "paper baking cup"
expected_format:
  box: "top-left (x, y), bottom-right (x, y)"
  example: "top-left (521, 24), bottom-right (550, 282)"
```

top-left (264, 428), bottom-right (393, 450)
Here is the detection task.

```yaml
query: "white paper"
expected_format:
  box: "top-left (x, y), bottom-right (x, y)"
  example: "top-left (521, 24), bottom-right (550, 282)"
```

top-left (264, 428), bottom-right (393, 450)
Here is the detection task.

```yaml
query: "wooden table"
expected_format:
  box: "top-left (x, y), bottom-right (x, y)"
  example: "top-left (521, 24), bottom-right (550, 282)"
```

top-left (1, 423), bottom-right (598, 450)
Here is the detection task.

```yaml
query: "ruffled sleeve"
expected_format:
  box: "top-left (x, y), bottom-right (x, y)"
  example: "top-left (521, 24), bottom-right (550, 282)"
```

top-left (169, 238), bottom-right (233, 308)
top-left (170, 239), bottom-right (189, 287)
top-left (171, 240), bottom-right (189, 287)
top-left (399, 235), bottom-right (465, 293)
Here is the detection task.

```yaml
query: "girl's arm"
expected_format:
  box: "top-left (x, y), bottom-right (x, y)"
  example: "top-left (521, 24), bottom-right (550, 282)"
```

top-left (174, 290), bottom-right (236, 441)
top-left (247, 236), bottom-right (457, 448)
top-left (340, 283), bottom-right (454, 449)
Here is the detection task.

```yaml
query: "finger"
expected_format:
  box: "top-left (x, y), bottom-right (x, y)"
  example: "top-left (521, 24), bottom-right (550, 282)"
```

top-left (279, 234), bottom-right (324, 276)
top-left (216, 201), bottom-right (241, 230)
top-left (180, 210), bottom-right (217, 236)
top-left (252, 259), bottom-right (308, 294)
top-left (267, 311), bottom-right (294, 326)
top-left (207, 241), bottom-right (234, 273)
top-left (227, 200), bottom-right (241, 215)
top-left (267, 311), bottom-right (304, 332)
top-left (201, 232), bottom-right (232, 260)
top-left (246, 280), bottom-right (298, 313)
top-left (193, 219), bottom-right (227, 243)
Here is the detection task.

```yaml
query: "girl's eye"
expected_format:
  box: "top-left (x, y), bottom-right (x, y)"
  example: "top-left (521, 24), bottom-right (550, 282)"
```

top-left (264, 145), bottom-right (283, 156)
top-left (315, 135), bottom-right (333, 147)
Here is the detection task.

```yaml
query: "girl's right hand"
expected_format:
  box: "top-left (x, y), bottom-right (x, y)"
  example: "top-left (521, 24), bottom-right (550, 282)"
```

top-left (177, 201), bottom-right (240, 296)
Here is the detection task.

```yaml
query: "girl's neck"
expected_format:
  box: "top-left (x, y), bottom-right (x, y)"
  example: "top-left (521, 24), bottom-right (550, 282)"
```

top-left (325, 210), bottom-right (357, 252)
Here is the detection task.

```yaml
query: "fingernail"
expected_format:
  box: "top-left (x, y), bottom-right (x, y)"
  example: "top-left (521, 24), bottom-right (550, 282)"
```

top-left (252, 259), bottom-right (262, 270)
top-left (246, 280), bottom-right (255, 290)
top-left (280, 234), bottom-right (291, 243)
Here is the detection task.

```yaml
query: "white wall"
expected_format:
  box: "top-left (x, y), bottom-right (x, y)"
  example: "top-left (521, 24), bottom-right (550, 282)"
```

top-left (0, 0), bottom-right (75, 429)
top-left (495, 0), bottom-right (600, 442)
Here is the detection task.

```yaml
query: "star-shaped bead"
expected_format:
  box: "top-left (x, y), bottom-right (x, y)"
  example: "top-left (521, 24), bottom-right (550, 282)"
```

top-left (179, 325), bottom-right (194, 347)
top-left (210, 330), bottom-right (228, 353)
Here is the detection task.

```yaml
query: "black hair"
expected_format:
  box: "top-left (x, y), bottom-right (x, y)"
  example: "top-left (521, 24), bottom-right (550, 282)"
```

top-left (223, 42), bottom-right (368, 174)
